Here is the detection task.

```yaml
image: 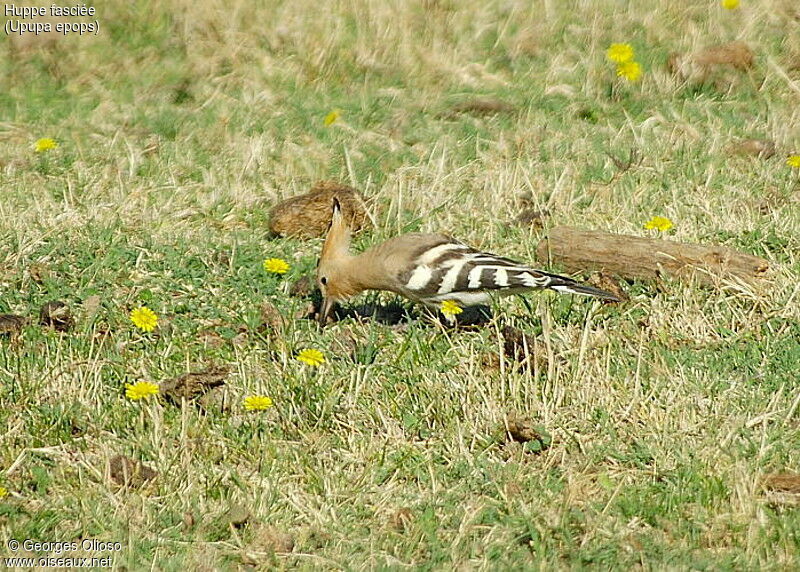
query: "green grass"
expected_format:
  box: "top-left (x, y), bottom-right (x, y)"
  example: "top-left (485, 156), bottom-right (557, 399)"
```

top-left (2, 0), bottom-right (799, 568)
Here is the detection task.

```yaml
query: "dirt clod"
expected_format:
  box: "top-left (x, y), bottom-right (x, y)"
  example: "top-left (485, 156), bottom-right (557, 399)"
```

top-left (109, 455), bottom-right (158, 488)
top-left (159, 366), bottom-right (229, 405)
top-left (294, 301), bottom-right (319, 321)
top-left (450, 97), bottom-right (516, 116)
top-left (39, 301), bottom-right (74, 332)
top-left (668, 41), bottom-right (754, 88)
top-left (0, 314), bottom-right (27, 336)
top-left (82, 295), bottom-right (102, 322)
top-left (224, 504), bottom-right (251, 528)
top-left (762, 472), bottom-right (800, 507)
top-left (480, 352), bottom-right (501, 371)
top-left (258, 301), bottom-right (286, 333)
top-left (514, 208), bottom-right (548, 230)
top-left (587, 272), bottom-right (629, 303)
top-left (251, 525), bottom-right (295, 553)
top-left (505, 414), bottom-right (552, 453)
top-left (388, 507), bottom-right (415, 532)
top-left (501, 325), bottom-right (541, 367)
top-left (763, 472), bottom-right (800, 494)
top-left (692, 41), bottom-right (754, 71)
top-left (268, 181), bottom-right (369, 238)
top-left (28, 263), bottom-right (50, 283)
top-left (289, 275), bottom-right (316, 298)
top-left (198, 328), bottom-right (226, 348)
top-left (730, 139), bottom-right (776, 159)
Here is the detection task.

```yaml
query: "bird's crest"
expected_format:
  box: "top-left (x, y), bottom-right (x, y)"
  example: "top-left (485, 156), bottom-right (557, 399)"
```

top-left (320, 197), bottom-right (351, 262)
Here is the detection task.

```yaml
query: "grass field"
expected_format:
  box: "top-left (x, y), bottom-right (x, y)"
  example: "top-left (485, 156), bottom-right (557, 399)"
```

top-left (2, 0), bottom-right (799, 569)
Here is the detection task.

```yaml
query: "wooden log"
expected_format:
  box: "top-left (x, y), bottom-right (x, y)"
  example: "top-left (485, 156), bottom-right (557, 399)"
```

top-left (536, 226), bottom-right (769, 287)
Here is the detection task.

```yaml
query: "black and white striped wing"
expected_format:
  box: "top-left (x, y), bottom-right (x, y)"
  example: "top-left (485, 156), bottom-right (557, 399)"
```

top-left (396, 239), bottom-right (619, 306)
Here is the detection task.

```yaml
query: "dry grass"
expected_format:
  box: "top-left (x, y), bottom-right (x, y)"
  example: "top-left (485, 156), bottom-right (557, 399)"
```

top-left (1, 0), bottom-right (799, 568)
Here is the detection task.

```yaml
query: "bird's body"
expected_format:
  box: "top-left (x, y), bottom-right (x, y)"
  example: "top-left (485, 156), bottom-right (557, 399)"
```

top-left (316, 202), bottom-right (620, 322)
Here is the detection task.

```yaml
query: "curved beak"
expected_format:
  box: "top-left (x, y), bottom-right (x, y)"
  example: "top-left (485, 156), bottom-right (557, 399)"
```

top-left (318, 297), bottom-right (336, 326)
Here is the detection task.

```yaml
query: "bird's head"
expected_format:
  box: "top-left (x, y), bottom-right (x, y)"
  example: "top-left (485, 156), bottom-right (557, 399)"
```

top-left (317, 198), bottom-right (353, 324)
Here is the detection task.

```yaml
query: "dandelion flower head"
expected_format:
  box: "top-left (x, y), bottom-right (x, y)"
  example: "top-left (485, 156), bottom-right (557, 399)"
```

top-left (643, 216), bottom-right (674, 232)
top-left (263, 258), bottom-right (290, 274)
top-left (721, 0), bottom-right (740, 9)
top-left (125, 381), bottom-right (160, 400)
top-left (323, 109), bottom-right (341, 126)
top-left (786, 155), bottom-right (800, 169)
top-left (34, 138), bottom-right (58, 153)
top-left (616, 61), bottom-right (642, 82)
top-left (244, 395), bottom-right (274, 411)
top-left (607, 43), bottom-right (635, 63)
top-left (296, 348), bottom-right (325, 367)
top-left (441, 300), bottom-right (463, 317)
top-left (0, 486), bottom-right (7, 498)
top-left (130, 306), bottom-right (158, 332)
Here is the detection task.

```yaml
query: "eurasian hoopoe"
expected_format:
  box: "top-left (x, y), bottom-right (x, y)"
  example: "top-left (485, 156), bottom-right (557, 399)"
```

top-left (316, 200), bottom-right (620, 324)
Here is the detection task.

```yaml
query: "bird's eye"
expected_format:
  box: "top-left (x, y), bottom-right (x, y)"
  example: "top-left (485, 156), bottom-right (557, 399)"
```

top-left (320, 276), bottom-right (328, 285)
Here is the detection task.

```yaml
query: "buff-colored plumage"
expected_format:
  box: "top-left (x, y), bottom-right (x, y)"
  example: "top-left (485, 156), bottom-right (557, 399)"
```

top-left (316, 201), bottom-right (620, 323)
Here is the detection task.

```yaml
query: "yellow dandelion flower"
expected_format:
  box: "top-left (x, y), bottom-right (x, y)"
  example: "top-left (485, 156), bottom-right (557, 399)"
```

top-left (440, 300), bottom-right (463, 317)
top-left (130, 306), bottom-right (158, 332)
top-left (125, 381), bottom-right (160, 400)
top-left (0, 486), bottom-right (7, 498)
top-left (643, 216), bottom-right (674, 232)
top-left (721, 0), bottom-right (739, 9)
top-left (263, 258), bottom-right (290, 274)
top-left (296, 348), bottom-right (325, 367)
top-left (607, 43), bottom-right (635, 64)
top-left (616, 61), bottom-right (642, 82)
top-left (786, 155), bottom-right (800, 168)
top-left (34, 138), bottom-right (58, 153)
top-left (244, 395), bottom-right (274, 411)
top-left (323, 109), bottom-right (341, 126)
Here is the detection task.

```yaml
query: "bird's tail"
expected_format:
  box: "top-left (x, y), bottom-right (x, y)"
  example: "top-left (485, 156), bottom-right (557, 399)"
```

top-left (542, 273), bottom-right (621, 302)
